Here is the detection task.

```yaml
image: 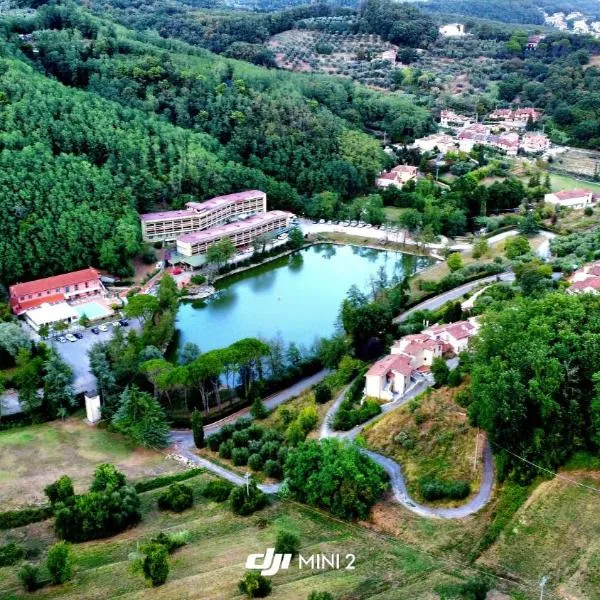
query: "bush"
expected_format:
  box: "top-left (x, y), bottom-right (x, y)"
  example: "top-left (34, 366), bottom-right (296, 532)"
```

top-left (230, 482), bottom-right (268, 516)
top-left (431, 357), bottom-right (450, 386)
top-left (46, 541), bottom-right (73, 585)
top-left (219, 440), bottom-right (234, 459)
top-left (207, 433), bottom-right (222, 452)
top-left (191, 410), bottom-right (204, 449)
top-left (247, 424), bottom-right (265, 441)
top-left (0, 542), bottom-right (24, 567)
top-left (44, 475), bottom-right (74, 505)
top-left (141, 542), bottom-right (169, 586)
top-left (190, 274), bottom-right (206, 285)
top-left (238, 571), bottom-right (272, 598)
top-left (308, 593), bottom-right (334, 600)
top-left (248, 453), bottom-right (264, 471)
top-left (150, 531), bottom-right (189, 554)
top-left (232, 430), bottom-right (250, 448)
top-left (250, 398), bottom-right (269, 419)
top-left (418, 477), bottom-right (470, 501)
top-left (314, 382), bottom-right (332, 404)
top-left (260, 441), bottom-right (279, 460)
top-left (0, 506), bottom-right (53, 530)
top-left (19, 564), bottom-right (44, 591)
top-left (134, 468), bottom-right (203, 493)
top-left (263, 459), bottom-right (282, 479)
top-left (447, 369), bottom-right (463, 387)
top-left (157, 483), bottom-right (194, 513)
top-left (584, 206), bottom-right (593, 216)
top-left (297, 405), bottom-right (318, 433)
top-left (201, 480), bottom-right (233, 502)
top-left (275, 530), bottom-right (300, 555)
top-left (232, 447), bottom-right (250, 466)
top-left (286, 420), bottom-right (306, 446)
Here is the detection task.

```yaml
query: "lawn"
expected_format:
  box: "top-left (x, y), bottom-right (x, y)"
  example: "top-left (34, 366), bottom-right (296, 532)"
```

top-left (0, 418), bottom-right (184, 509)
top-left (0, 471), bottom-right (498, 600)
top-left (549, 172), bottom-right (600, 194)
top-left (362, 385), bottom-right (483, 505)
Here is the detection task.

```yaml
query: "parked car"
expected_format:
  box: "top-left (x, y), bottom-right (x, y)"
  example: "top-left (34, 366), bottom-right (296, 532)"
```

top-left (318, 219), bottom-right (325, 224)
top-left (65, 333), bottom-right (77, 342)
top-left (118, 319), bottom-right (129, 327)
top-left (57, 336), bottom-right (67, 343)
top-left (91, 327), bottom-right (100, 335)
top-left (365, 223), bottom-right (372, 228)
top-left (74, 332), bottom-right (84, 339)
top-left (111, 321), bottom-right (121, 328)
top-left (350, 221), bottom-right (358, 227)
top-left (98, 324), bottom-right (108, 332)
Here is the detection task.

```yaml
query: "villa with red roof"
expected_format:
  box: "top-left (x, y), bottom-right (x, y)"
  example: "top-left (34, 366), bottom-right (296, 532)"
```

top-left (568, 261), bottom-right (600, 295)
top-left (544, 189), bottom-right (595, 209)
top-left (423, 318), bottom-right (480, 354)
top-left (375, 165), bottom-right (419, 189)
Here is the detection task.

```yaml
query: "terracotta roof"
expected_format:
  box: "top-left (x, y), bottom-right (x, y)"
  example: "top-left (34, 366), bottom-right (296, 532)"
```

top-left (392, 165), bottom-right (418, 174)
top-left (367, 354), bottom-right (413, 377)
top-left (378, 172), bottom-right (398, 180)
top-left (570, 277), bottom-right (600, 291)
top-left (553, 189), bottom-right (593, 201)
top-left (14, 293), bottom-right (65, 311)
top-left (10, 269), bottom-right (100, 298)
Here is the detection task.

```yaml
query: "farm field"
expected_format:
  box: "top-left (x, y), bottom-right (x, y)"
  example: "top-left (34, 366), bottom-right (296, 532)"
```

top-left (0, 418), bottom-right (184, 509)
top-left (551, 147), bottom-right (600, 179)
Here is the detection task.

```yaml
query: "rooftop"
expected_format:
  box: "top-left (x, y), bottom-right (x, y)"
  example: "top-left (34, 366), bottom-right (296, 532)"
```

top-left (25, 301), bottom-right (79, 326)
top-left (551, 189), bottom-right (593, 200)
top-left (367, 354), bottom-right (413, 377)
top-left (10, 268), bottom-right (100, 298)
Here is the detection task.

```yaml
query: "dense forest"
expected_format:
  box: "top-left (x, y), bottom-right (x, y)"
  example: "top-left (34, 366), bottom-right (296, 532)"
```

top-left (0, 0), bottom-right (434, 283)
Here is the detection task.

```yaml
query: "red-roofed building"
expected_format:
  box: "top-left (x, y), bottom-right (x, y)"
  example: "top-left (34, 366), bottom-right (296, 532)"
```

top-left (423, 318), bottom-right (480, 354)
top-left (568, 261), bottom-right (600, 295)
top-left (391, 334), bottom-right (443, 367)
top-left (544, 189), bottom-right (594, 209)
top-left (375, 165), bottom-right (419, 189)
top-left (365, 354), bottom-right (414, 401)
top-left (9, 268), bottom-right (104, 316)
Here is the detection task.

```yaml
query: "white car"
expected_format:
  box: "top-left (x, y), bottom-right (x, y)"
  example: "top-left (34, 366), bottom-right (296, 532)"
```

top-left (98, 324), bottom-right (108, 332)
top-left (65, 333), bottom-right (77, 342)
top-left (57, 336), bottom-right (67, 343)
top-left (350, 221), bottom-right (358, 227)
top-left (318, 219), bottom-right (326, 224)
top-left (111, 321), bottom-right (121, 328)
top-left (365, 223), bottom-right (372, 228)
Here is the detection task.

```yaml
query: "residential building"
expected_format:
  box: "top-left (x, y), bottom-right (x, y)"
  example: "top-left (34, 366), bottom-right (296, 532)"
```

top-left (488, 107), bottom-right (541, 130)
top-left (365, 354), bottom-right (413, 401)
top-left (488, 132), bottom-right (519, 156)
top-left (176, 210), bottom-right (293, 256)
top-left (140, 190), bottom-right (267, 242)
top-left (376, 165), bottom-right (419, 189)
top-left (423, 318), bottom-right (480, 354)
top-left (411, 133), bottom-right (458, 154)
top-left (456, 124), bottom-right (490, 152)
top-left (520, 132), bottom-right (551, 153)
top-left (527, 34), bottom-right (545, 50)
top-left (568, 261), bottom-right (600, 294)
top-left (544, 189), bottom-right (594, 209)
top-left (440, 110), bottom-right (472, 129)
top-left (9, 268), bottom-right (104, 316)
top-left (390, 334), bottom-right (443, 367)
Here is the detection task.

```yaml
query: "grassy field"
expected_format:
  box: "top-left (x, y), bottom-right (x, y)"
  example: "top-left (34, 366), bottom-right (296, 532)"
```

top-left (549, 173), bottom-right (600, 194)
top-left (479, 472), bottom-right (600, 600)
top-left (0, 471), bottom-right (503, 600)
top-left (0, 418), bottom-right (184, 509)
top-left (363, 386), bottom-right (482, 504)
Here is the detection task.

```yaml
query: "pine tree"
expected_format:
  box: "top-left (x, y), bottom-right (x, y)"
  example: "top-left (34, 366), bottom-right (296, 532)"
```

top-left (191, 409), bottom-right (204, 448)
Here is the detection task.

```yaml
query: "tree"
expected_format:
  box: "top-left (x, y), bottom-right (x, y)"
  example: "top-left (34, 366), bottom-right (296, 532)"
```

top-left (78, 314), bottom-right (91, 329)
top-left (446, 253), bottom-right (463, 272)
top-left (157, 483), bottom-right (194, 512)
top-left (124, 294), bottom-right (159, 324)
top-left (288, 227), bottom-right (304, 249)
top-left (431, 357), bottom-right (450, 386)
top-left (518, 212), bottom-right (539, 236)
top-left (505, 235), bottom-right (531, 260)
top-left (38, 323), bottom-right (50, 340)
top-left (275, 530), bottom-right (300, 555)
top-left (42, 350), bottom-right (75, 420)
top-left (285, 439), bottom-right (388, 520)
top-left (88, 343), bottom-right (118, 415)
top-left (250, 397), bottom-right (268, 419)
top-left (141, 542), bottom-right (169, 586)
top-left (314, 382), bottom-right (332, 404)
top-left (45, 475), bottom-right (75, 505)
top-left (230, 480), bottom-right (268, 515)
top-left (206, 238), bottom-right (236, 271)
top-left (238, 571), bottom-right (272, 598)
top-left (179, 342), bottom-right (201, 365)
top-left (514, 261), bottom-right (553, 296)
top-left (191, 409), bottom-right (205, 448)
top-left (46, 541), bottom-right (73, 585)
top-left (0, 322), bottom-right (31, 357)
top-left (112, 386), bottom-right (170, 448)
top-left (157, 274), bottom-right (179, 313)
top-left (472, 238), bottom-right (489, 259)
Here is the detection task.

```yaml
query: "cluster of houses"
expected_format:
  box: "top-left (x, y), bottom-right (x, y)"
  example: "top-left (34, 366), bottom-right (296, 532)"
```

top-left (364, 318), bottom-right (480, 401)
top-left (140, 191), bottom-right (293, 266)
top-left (9, 268), bottom-right (114, 332)
top-left (568, 261), bottom-right (600, 294)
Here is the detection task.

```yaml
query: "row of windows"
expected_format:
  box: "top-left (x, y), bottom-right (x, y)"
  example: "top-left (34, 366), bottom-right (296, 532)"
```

top-left (17, 281), bottom-right (98, 301)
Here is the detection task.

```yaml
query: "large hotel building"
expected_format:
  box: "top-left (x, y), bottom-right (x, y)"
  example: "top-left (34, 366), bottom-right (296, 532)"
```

top-left (176, 211), bottom-right (292, 256)
top-left (140, 190), bottom-right (268, 242)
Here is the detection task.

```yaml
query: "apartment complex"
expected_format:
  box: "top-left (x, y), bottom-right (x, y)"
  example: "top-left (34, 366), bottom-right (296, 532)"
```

top-left (140, 190), bottom-right (267, 242)
top-left (176, 211), bottom-right (293, 257)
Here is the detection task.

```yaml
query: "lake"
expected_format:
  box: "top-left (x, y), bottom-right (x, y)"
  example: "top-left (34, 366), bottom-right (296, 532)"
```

top-left (177, 244), bottom-right (433, 352)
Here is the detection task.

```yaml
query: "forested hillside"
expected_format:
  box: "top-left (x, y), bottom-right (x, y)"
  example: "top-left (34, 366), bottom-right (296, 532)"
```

top-left (0, 0), bottom-right (433, 283)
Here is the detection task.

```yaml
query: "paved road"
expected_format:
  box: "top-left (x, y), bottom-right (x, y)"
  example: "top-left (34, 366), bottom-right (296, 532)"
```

top-left (394, 272), bottom-right (515, 323)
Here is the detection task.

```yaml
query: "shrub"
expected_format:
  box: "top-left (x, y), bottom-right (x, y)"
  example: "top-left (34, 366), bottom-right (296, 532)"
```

top-left (0, 506), bottom-right (53, 530)
top-left (46, 541), bottom-right (73, 585)
top-left (250, 398), bottom-right (269, 419)
top-left (248, 453), bottom-right (264, 471)
top-left (91, 463), bottom-right (126, 492)
top-left (207, 433), bottom-right (222, 452)
top-left (230, 482), bottom-right (268, 516)
top-left (447, 252), bottom-right (463, 272)
top-left (584, 206), bottom-right (593, 216)
top-left (260, 441), bottom-right (279, 460)
top-left (238, 571), bottom-right (272, 598)
top-left (314, 383), bottom-right (332, 404)
top-left (297, 405), bottom-right (318, 433)
top-left (418, 477), bottom-right (470, 501)
top-left (201, 480), bottom-right (233, 502)
top-left (219, 440), bottom-right (233, 459)
top-left (248, 439), bottom-right (263, 454)
top-left (134, 468), bottom-right (203, 493)
top-left (447, 369), bottom-right (463, 387)
top-left (232, 447), bottom-right (250, 466)
top-left (308, 593), bottom-right (334, 600)
top-left (286, 420), bottom-right (306, 446)
top-left (150, 531), bottom-right (189, 554)
top-left (19, 564), bottom-right (44, 592)
top-left (44, 475), bottom-right (74, 505)
top-left (190, 274), bottom-right (206, 285)
top-left (394, 431), bottom-right (415, 450)
top-left (263, 460), bottom-right (282, 479)
top-left (0, 542), bottom-right (24, 567)
top-left (247, 424), bottom-right (265, 440)
top-left (191, 410), bottom-right (204, 449)
top-left (157, 483), bottom-right (194, 513)
top-left (232, 430), bottom-right (250, 448)
top-left (141, 542), bottom-right (169, 586)
top-left (431, 357), bottom-right (450, 386)
top-left (275, 530), bottom-right (300, 555)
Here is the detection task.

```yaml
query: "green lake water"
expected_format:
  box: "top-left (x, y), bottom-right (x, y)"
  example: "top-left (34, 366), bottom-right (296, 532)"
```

top-left (177, 244), bottom-right (433, 352)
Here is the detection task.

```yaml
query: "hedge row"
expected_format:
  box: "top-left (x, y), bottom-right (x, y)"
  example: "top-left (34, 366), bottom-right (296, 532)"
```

top-left (134, 468), bottom-right (204, 493)
top-left (0, 506), bottom-right (53, 530)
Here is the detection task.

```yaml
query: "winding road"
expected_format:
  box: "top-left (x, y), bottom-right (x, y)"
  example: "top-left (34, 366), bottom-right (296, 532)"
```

top-left (170, 359), bottom-right (495, 519)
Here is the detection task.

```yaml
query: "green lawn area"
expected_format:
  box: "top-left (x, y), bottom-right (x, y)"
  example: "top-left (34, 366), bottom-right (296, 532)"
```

top-left (550, 172), bottom-right (600, 194)
top-left (384, 206), bottom-right (407, 222)
top-left (0, 418), bottom-right (184, 509)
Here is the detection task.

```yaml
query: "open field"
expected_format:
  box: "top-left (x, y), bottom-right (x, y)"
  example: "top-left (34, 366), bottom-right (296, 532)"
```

top-left (363, 386), bottom-right (482, 504)
top-left (551, 148), bottom-right (600, 179)
top-left (549, 173), bottom-right (600, 194)
top-left (479, 472), bottom-right (600, 600)
top-left (0, 471), bottom-right (506, 600)
top-left (0, 418), bottom-right (184, 509)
